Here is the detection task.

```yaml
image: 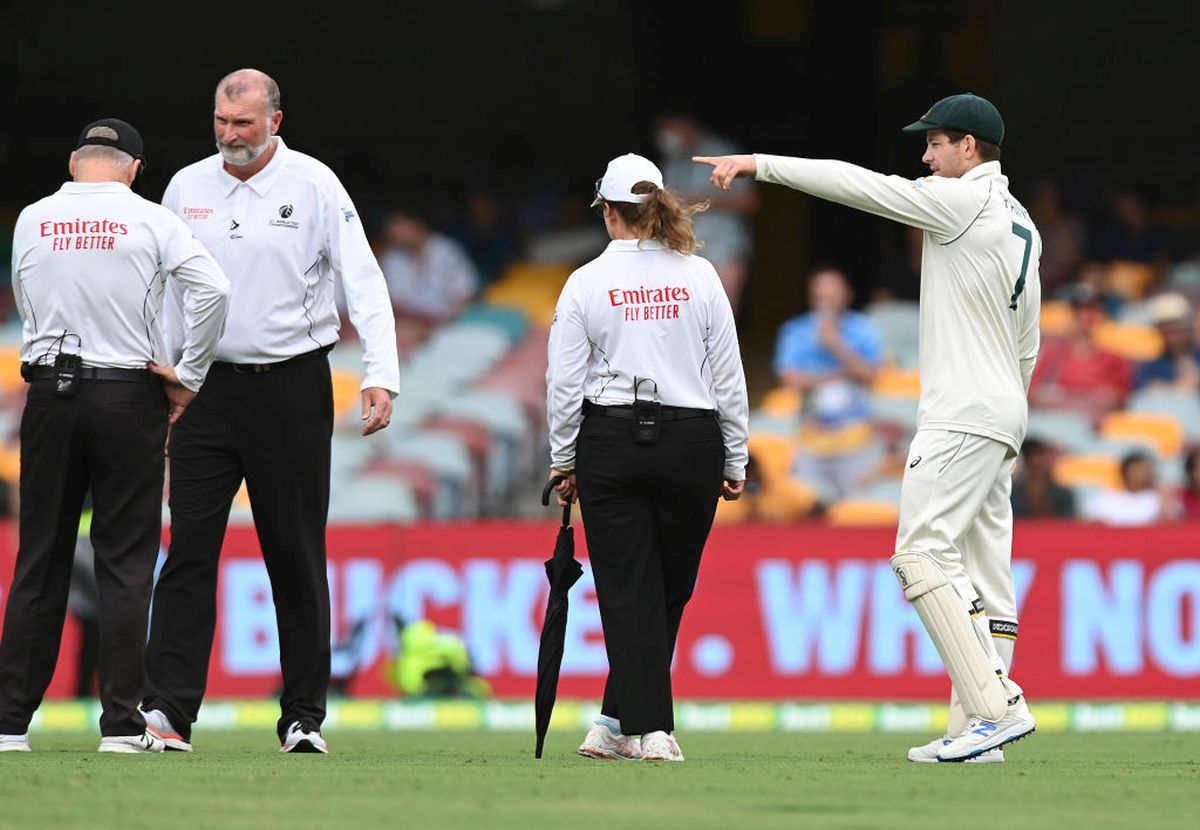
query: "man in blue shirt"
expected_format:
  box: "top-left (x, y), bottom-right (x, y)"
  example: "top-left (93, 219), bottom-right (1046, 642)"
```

top-left (774, 266), bottom-right (885, 499)
top-left (1133, 291), bottom-right (1200, 393)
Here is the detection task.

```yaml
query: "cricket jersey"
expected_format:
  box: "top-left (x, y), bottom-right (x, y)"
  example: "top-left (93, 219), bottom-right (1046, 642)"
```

top-left (754, 156), bottom-right (1042, 452)
top-left (546, 239), bottom-right (750, 479)
top-left (11, 181), bottom-right (230, 391)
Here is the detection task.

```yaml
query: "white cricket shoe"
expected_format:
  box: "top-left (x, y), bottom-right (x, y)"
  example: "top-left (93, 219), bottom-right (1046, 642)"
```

top-left (577, 716), bottom-right (641, 761)
top-left (0, 733), bottom-right (31, 752)
top-left (907, 735), bottom-right (1003, 763)
top-left (98, 731), bottom-right (165, 753)
top-left (640, 731), bottom-right (684, 762)
top-left (142, 708), bottom-right (192, 752)
top-left (938, 696), bottom-right (1035, 762)
top-left (280, 720), bottom-right (328, 754)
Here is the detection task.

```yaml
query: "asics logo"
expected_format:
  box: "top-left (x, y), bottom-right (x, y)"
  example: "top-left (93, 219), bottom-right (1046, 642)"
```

top-left (971, 723), bottom-right (997, 736)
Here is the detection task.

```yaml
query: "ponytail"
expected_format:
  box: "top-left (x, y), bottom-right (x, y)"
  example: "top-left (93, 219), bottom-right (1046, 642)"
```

top-left (610, 181), bottom-right (709, 255)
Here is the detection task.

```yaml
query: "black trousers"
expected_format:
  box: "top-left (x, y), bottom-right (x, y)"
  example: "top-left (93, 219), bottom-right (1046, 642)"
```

top-left (0, 379), bottom-right (167, 736)
top-left (574, 412), bottom-right (724, 735)
top-left (142, 354), bottom-right (333, 741)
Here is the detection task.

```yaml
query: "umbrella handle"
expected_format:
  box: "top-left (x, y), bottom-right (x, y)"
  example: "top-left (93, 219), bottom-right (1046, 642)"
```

top-left (541, 476), bottom-right (572, 525)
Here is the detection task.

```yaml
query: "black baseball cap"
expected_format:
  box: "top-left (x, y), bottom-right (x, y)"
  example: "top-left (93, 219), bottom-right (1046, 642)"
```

top-left (902, 93), bottom-right (1005, 147)
top-left (76, 118), bottom-right (144, 161)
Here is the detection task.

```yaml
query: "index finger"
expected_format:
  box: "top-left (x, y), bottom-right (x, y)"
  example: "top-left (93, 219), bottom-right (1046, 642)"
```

top-left (692, 156), bottom-right (719, 166)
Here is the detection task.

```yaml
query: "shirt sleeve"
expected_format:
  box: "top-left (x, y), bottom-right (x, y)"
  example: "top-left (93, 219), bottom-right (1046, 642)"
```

top-left (545, 274), bottom-right (590, 471)
top-left (705, 270), bottom-right (750, 480)
top-left (754, 154), bottom-right (989, 242)
top-left (158, 212), bottom-right (231, 392)
top-left (325, 175), bottom-right (401, 396)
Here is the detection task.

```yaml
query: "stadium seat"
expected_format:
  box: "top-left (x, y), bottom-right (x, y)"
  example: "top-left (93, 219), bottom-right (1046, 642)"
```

top-left (382, 430), bottom-right (477, 519)
top-left (1053, 454), bottom-right (1122, 490)
top-left (482, 262), bottom-right (572, 328)
top-left (327, 474), bottom-right (420, 523)
top-left (759, 386), bottom-right (801, 417)
top-left (865, 300), bottom-right (920, 369)
top-left (330, 368), bottom-right (364, 420)
top-left (1092, 321), bottom-right (1163, 361)
top-left (1025, 408), bottom-right (1098, 453)
top-left (824, 499), bottom-right (899, 527)
top-left (1039, 300), bottom-right (1074, 336)
top-left (1098, 411), bottom-right (1186, 459)
top-left (456, 302), bottom-right (530, 345)
top-left (1128, 388), bottom-right (1200, 441)
top-left (1104, 260), bottom-right (1159, 301)
top-left (872, 367), bottom-right (920, 399)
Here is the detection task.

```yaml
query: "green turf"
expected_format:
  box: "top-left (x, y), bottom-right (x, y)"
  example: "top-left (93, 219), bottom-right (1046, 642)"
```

top-left (1, 731), bottom-right (1197, 830)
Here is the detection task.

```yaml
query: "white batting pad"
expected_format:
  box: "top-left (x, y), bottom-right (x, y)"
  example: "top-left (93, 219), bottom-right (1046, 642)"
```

top-left (892, 550), bottom-right (1008, 722)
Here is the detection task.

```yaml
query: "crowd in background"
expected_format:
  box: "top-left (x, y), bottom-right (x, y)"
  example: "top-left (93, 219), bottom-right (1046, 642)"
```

top-left (0, 113), bottom-right (1197, 528)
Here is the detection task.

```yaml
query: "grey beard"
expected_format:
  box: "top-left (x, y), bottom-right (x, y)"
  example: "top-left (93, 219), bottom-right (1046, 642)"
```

top-left (217, 139), bottom-right (269, 167)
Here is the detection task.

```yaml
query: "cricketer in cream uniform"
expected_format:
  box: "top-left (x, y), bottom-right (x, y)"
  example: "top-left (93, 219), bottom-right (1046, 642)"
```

top-left (696, 93), bottom-right (1040, 762)
top-left (142, 69), bottom-right (399, 755)
top-left (0, 118), bottom-right (228, 754)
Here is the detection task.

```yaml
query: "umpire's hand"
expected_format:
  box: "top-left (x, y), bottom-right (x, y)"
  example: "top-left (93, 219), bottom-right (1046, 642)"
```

top-left (148, 362), bottom-right (197, 426)
top-left (693, 154), bottom-right (758, 191)
top-left (361, 387), bottom-right (393, 436)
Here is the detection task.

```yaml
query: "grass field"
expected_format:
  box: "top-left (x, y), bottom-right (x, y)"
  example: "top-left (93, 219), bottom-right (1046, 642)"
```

top-left (2, 731), bottom-right (1198, 830)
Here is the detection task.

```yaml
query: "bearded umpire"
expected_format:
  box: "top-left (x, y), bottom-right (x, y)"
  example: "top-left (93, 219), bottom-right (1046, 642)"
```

top-left (0, 118), bottom-right (230, 754)
top-left (696, 92), bottom-right (1041, 763)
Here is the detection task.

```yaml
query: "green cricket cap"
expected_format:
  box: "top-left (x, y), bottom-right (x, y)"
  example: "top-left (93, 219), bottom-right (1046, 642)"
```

top-left (902, 93), bottom-right (1004, 146)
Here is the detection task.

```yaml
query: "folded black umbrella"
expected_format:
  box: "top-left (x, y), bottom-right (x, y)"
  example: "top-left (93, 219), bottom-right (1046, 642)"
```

top-left (535, 476), bottom-right (584, 759)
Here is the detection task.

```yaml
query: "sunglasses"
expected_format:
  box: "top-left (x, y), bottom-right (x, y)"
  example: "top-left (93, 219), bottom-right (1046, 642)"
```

top-left (590, 177), bottom-right (605, 208)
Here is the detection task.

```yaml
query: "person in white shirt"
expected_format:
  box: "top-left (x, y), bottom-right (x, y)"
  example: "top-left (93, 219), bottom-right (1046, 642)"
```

top-left (140, 69), bottom-right (400, 755)
top-left (696, 93), bottom-right (1040, 762)
top-left (0, 119), bottom-right (229, 755)
top-left (546, 153), bottom-right (749, 762)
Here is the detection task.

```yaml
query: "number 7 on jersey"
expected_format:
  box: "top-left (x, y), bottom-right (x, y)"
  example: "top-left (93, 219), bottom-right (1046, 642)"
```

top-left (1009, 222), bottom-right (1032, 310)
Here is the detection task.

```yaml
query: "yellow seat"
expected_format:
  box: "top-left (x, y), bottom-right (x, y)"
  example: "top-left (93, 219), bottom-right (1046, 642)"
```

top-left (824, 499), bottom-right (899, 527)
top-left (1053, 454), bottom-right (1122, 490)
top-left (0, 346), bottom-right (23, 397)
top-left (1092, 321), bottom-right (1163, 362)
top-left (330, 368), bottom-right (363, 418)
top-left (747, 432), bottom-right (796, 484)
top-left (483, 262), bottom-right (573, 328)
top-left (1105, 261), bottom-right (1159, 301)
top-left (872, 367), bottom-right (920, 399)
top-left (1098, 411), bottom-right (1185, 458)
top-left (759, 386), bottom-right (801, 418)
top-left (1040, 300), bottom-right (1074, 337)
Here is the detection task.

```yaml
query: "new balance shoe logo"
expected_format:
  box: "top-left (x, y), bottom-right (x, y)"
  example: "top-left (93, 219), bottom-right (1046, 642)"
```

top-left (971, 722), bottom-right (998, 737)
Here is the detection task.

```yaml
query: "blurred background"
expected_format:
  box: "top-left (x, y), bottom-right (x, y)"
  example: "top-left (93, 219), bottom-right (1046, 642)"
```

top-left (1, 1), bottom-right (1198, 722)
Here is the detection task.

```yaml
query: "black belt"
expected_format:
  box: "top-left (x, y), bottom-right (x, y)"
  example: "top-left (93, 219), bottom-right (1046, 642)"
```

top-left (582, 400), bottom-right (716, 421)
top-left (210, 344), bottom-right (333, 375)
top-left (21, 364), bottom-right (160, 384)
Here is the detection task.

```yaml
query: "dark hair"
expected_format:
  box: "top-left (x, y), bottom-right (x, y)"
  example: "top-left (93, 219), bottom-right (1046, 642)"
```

top-left (607, 181), bottom-right (709, 255)
top-left (1185, 447), bottom-right (1200, 478)
top-left (942, 128), bottom-right (1001, 162)
top-left (1021, 437), bottom-right (1051, 457)
top-left (1120, 450), bottom-right (1153, 479)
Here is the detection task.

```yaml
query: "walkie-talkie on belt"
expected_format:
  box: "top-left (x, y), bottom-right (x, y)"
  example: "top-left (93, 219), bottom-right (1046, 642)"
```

top-left (53, 332), bottom-right (83, 398)
top-left (631, 377), bottom-right (661, 445)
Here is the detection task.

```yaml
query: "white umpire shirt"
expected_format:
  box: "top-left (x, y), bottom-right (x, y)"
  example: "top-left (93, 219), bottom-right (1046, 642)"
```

top-left (754, 156), bottom-right (1042, 453)
top-left (161, 138), bottom-right (400, 396)
top-left (546, 238), bottom-right (750, 480)
top-left (11, 181), bottom-right (230, 392)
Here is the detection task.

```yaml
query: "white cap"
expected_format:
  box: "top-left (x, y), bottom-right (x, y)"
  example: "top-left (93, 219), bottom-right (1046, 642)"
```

top-left (590, 153), bottom-right (664, 207)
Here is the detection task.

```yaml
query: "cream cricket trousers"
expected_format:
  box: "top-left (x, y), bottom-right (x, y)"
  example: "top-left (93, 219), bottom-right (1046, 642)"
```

top-left (895, 429), bottom-right (1018, 633)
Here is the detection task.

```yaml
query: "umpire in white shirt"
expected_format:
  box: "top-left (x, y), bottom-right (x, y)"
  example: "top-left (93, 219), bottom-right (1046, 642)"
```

top-left (0, 118), bottom-right (230, 754)
top-left (140, 69), bottom-right (400, 754)
top-left (547, 154), bottom-right (749, 762)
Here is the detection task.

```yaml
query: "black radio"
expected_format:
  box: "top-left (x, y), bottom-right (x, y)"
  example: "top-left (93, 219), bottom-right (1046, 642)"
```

top-left (631, 377), bottom-right (660, 445)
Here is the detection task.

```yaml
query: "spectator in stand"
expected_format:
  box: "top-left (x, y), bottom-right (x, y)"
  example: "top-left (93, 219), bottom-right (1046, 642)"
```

top-left (1010, 438), bottom-right (1076, 519)
top-left (1028, 178), bottom-right (1085, 300)
top-left (1029, 281), bottom-right (1132, 422)
top-left (774, 266), bottom-right (884, 499)
top-left (1133, 291), bottom-right (1200, 393)
top-left (378, 207), bottom-right (481, 353)
top-left (1080, 450), bottom-right (1177, 526)
top-left (444, 188), bottom-right (521, 289)
top-left (1176, 448), bottom-right (1200, 520)
top-left (655, 111), bottom-right (758, 315)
